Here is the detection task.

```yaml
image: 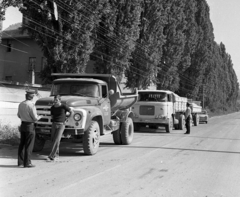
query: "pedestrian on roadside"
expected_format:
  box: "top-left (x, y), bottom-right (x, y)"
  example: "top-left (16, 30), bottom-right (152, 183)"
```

top-left (184, 102), bottom-right (192, 134)
top-left (46, 95), bottom-right (72, 162)
top-left (17, 90), bottom-right (42, 168)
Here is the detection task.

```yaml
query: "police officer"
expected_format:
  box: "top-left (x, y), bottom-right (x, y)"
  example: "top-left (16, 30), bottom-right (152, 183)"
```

top-left (17, 90), bottom-right (42, 168)
top-left (185, 102), bottom-right (192, 134)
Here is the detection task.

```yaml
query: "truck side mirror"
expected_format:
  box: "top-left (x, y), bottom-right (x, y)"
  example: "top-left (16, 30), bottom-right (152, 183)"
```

top-left (109, 89), bottom-right (114, 96)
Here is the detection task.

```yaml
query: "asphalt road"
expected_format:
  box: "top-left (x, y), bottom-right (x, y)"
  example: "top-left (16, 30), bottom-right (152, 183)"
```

top-left (1, 112), bottom-right (240, 197)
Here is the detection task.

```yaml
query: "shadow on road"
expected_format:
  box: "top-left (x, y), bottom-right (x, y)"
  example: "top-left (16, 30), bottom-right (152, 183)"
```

top-left (100, 143), bottom-right (240, 155)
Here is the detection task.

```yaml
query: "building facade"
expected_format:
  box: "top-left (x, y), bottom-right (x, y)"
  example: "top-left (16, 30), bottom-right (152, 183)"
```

top-left (0, 23), bottom-right (45, 84)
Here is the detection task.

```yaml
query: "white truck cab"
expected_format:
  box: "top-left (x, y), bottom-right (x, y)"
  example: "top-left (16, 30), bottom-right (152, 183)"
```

top-left (131, 90), bottom-right (188, 132)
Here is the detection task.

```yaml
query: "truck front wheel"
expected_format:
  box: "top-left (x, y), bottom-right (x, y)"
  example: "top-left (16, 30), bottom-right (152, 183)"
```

top-left (165, 118), bottom-right (173, 133)
top-left (121, 117), bottom-right (134, 145)
top-left (33, 134), bottom-right (46, 152)
top-left (83, 121), bottom-right (100, 155)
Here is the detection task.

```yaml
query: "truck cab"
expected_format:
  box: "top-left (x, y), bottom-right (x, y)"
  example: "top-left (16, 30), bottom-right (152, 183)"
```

top-left (132, 90), bottom-right (189, 132)
top-left (131, 90), bottom-right (175, 132)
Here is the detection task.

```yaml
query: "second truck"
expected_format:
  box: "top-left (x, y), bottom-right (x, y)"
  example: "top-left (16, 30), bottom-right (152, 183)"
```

top-left (131, 90), bottom-right (202, 132)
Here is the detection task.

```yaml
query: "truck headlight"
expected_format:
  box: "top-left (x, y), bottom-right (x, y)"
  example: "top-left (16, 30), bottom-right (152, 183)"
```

top-left (74, 113), bottom-right (82, 121)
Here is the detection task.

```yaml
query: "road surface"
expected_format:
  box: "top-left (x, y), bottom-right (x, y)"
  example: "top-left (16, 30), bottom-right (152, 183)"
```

top-left (1, 112), bottom-right (240, 197)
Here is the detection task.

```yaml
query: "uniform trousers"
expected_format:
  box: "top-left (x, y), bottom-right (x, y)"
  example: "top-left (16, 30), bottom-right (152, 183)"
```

top-left (18, 129), bottom-right (35, 166)
top-left (185, 116), bottom-right (191, 134)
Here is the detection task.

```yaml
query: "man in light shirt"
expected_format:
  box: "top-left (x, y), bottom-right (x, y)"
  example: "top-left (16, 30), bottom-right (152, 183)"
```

top-left (184, 102), bottom-right (192, 134)
top-left (17, 90), bottom-right (42, 168)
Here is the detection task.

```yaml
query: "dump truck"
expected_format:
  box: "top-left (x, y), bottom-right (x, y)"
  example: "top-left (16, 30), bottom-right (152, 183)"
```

top-left (131, 90), bottom-right (203, 132)
top-left (131, 90), bottom-right (188, 132)
top-left (34, 73), bottom-right (138, 155)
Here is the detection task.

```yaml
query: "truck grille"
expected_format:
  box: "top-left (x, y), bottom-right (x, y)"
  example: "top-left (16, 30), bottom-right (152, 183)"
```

top-left (140, 105), bottom-right (155, 115)
top-left (36, 106), bottom-right (52, 124)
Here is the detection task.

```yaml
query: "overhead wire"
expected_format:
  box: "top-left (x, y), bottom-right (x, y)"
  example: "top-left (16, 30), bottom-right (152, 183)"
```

top-left (57, 0), bottom-right (200, 88)
top-left (2, 1), bottom-right (202, 92)
top-left (55, 0), bottom-right (200, 87)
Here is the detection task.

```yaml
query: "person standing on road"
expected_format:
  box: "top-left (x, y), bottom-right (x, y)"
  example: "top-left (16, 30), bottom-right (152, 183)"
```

top-left (17, 90), bottom-right (42, 168)
top-left (184, 102), bottom-right (192, 134)
top-left (46, 95), bottom-right (72, 162)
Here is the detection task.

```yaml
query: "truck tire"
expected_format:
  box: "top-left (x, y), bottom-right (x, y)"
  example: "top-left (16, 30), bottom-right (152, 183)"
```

top-left (178, 115), bottom-right (184, 130)
top-left (113, 129), bottom-right (122, 145)
top-left (33, 134), bottom-right (46, 152)
top-left (193, 114), bottom-right (199, 126)
top-left (165, 118), bottom-right (173, 133)
top-left (83, 121), bottom-right (100, 155)
top-left (121, 117), bottom-right (134, 145)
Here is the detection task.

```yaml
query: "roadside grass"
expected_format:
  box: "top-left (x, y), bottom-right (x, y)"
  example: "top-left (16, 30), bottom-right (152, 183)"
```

top-left (0, 121), bottom-right (20, 146)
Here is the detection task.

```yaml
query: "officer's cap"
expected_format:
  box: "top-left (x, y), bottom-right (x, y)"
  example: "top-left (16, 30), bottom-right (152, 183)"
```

top-left (26, 90), bottom-right (36, 95)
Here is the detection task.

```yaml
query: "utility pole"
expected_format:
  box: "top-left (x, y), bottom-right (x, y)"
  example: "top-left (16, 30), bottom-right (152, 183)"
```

top-left (202, 84), bottom-right (204, 109)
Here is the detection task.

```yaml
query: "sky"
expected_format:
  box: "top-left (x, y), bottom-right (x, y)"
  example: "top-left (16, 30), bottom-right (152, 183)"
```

top-left (2, 2), bottom-right (240, 82)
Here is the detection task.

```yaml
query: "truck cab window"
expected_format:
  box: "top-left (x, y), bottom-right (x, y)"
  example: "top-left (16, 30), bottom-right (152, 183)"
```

top-left (167, 94), bottom-right (172, 102)
top-left (102, 85), bottom-right (107, 97)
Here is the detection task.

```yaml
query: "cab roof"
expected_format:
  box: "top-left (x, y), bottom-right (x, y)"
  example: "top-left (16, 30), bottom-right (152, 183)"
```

top-left (138, 90), bottom-right (173, 94)
top-left (51, 73), bottom-right (118, 92)
top-left (54, 78), bottom-right (106, 84)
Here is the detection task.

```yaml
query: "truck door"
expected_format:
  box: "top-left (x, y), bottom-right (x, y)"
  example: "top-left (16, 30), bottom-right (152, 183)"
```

top-left (100, 85), bottom-right (111, 125)
top-left (167, 94), bottom-right (173, 118)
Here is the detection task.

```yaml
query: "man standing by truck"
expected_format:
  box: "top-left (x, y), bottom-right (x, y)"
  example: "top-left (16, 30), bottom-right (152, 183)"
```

top-left (17, 90), bottom-right (42, 168)
top-left (46, 95), bottom-right (72, 162)
top-left (185, 102), bottom-right (192, 134)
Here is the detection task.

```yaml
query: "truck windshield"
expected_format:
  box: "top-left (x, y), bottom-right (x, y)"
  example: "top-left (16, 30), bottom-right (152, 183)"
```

top-left (138, 92), bottom-right (167, 102)
top-left (51, 83), bottom-right (99, 97)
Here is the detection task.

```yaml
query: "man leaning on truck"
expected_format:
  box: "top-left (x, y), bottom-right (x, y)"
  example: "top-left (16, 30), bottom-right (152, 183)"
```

top-left (185, 102), bottom-right (192, 134)
top-left (46, 95), bottom-right (72, 162)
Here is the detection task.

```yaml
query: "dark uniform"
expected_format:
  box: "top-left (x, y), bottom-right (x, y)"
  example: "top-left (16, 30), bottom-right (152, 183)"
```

top-left (17, 90), bottom-right (42, 168)
top-left (185, 103), bottom-right (192, 134)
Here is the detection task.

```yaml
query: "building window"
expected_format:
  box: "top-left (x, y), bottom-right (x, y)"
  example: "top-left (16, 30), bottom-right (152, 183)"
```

top-left (29, 57), bottom-right (36, 71)
top-left (5, 76), bottom-right (12, 81)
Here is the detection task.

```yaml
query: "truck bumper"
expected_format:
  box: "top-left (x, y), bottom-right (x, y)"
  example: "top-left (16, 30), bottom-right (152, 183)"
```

top-left (36, 127), bottom-right (84, 136)
top-left (133, 117), bottom-right (168, 125)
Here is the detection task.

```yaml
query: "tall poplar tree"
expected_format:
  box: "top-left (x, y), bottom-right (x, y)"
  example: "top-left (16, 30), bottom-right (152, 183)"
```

top-left (156, 0), bottom-right (186, 92)
top-left (20, 0), bottom-right (108, 83)
top-left (93, 0), bottom-right (141, 83)
top-left (125, 0), bottom-right (167, 90)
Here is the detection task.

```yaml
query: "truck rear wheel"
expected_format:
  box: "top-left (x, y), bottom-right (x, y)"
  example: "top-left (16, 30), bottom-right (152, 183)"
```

top-left (33, 134), bottom-right (46, 152)
top-left (193, 114), bottom-right (199, 126)
top-left (178, 115), bottom-right (184, 130)
top-left (121, 117), bottom-right (134, 145)
top-left (83, 121), bottom-right (100, 155)
top-left (113, 129), bottom-right (122, 145)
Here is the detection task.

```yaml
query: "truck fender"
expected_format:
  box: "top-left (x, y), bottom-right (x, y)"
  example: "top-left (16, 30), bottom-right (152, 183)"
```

top-left (84, 108), bottom-right (104, 134)
top-left (115, 109), bottom-right (134, 122)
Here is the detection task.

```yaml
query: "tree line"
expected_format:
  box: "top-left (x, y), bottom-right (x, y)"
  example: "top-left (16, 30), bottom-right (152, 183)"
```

top-left (1, 0), bottom-right (239, 112)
